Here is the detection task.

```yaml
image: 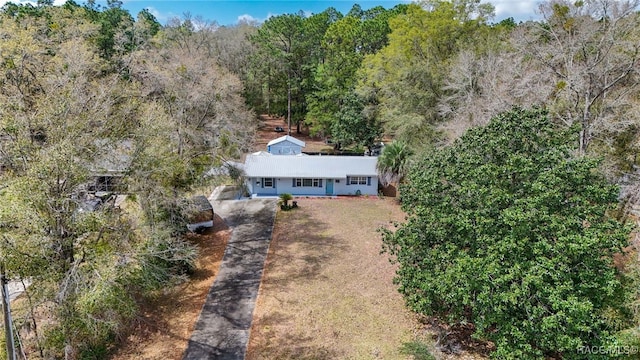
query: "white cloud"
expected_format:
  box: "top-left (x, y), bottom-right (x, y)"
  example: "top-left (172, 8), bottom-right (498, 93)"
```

top-left (237, 13), bottom-right (259, 24)
top-left (236, 12), bottom-right (277, 25)
top-left (237, 9), bottom-right (317, 25)
top-left (490, 0), bottom-right (541, 21)
top-left (238, 12), bottom-right (278, 24)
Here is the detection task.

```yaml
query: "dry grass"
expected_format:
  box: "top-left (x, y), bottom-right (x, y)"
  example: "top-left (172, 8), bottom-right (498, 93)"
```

top-left (246, 197), bottom-right (420, 359)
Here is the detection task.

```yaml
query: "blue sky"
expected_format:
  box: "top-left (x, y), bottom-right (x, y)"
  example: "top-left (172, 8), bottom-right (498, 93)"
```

top-left (1, 1), bottom-right (542, 25)
top-left (124, 1), bottom-right (418, 25)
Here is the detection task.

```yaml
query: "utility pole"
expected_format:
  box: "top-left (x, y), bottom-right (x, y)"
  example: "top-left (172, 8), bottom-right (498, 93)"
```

top-left (0, 263), bottom-right (16, 360)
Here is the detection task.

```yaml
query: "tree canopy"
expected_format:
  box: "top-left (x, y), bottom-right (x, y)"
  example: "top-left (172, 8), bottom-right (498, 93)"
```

top-left (376, 140), bottom-right (413, 186)
top-left (0, 3), bottom-right (254, 357)
top-left (382, 107), bottom-right (634, 358)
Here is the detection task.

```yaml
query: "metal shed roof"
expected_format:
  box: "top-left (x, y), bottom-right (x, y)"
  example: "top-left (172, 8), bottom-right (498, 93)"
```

top-left (266, 135), bottom-right (306, 147)
top-left (244, 154), bottom-right (378, 178)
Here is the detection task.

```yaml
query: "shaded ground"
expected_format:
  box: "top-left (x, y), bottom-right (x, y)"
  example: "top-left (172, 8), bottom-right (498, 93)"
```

top-left (246, 197), bottom-right (419, 359)
top-left (110, 215), bottom-right (230, 360)
top-left (253, 115), bottom-right (333, 153)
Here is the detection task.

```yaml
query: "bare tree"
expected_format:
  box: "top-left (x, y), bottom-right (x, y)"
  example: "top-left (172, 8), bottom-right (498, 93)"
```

top-left (207, 22), bottom-right (258, 76)
top-left (438, 48), bottom-right (555, 141)
top-left (127, 31), bottom-right (256, 164)
top-left (516, 0), bottom-right (640, 154)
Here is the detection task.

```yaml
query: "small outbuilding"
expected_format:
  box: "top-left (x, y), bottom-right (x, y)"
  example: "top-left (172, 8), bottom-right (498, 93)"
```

top-left (87, 139), bottom-right (132, 193)
top-left (267, 135), bottom-right (306, 155)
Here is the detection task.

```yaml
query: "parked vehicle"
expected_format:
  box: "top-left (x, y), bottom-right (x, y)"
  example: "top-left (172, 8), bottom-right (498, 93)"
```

top-left (274, 126), bottom-right (284, 132)
top-left (365, 142), bottom-right (385, 156)
top-left (185, 195), bottom-right (214, 232)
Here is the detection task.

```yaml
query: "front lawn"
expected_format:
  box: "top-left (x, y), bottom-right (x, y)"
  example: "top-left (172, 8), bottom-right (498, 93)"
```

top-left (246, 197), bottom-right (420, 359)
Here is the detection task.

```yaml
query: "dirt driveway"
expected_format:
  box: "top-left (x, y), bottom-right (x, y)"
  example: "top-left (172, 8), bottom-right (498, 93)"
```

top-left (182, 192), bottom-right (277, 360)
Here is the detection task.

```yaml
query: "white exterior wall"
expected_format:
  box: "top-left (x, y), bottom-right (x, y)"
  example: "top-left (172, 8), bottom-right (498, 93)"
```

top-left (279, 178), bottom-right (327, 195)
top-left (246, 176), bottom-right (378, 196)
top-left (248, 177), bottom-right (278, 195)
top-left (268, 140), bottom-right (302, 155)
top-left (333, 177), bottom-right (378, 196)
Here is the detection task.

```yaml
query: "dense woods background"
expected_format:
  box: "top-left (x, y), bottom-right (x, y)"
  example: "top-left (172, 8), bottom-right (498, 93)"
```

top-left (0, 0), bottom-right (638, 358)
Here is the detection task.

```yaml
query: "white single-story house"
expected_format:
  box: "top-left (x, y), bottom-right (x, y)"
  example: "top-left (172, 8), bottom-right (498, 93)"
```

top-left (267, 135), bottom-right (306, 155)
top-left (243, 152), bottom-right (379, 197)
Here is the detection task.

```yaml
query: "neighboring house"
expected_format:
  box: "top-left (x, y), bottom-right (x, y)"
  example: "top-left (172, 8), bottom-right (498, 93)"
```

top-left (243, 152), bottom-right (379, 197)
top-left (87, 139), bottom-right (132, 193)
top-left (267, 135), bottom-right (305, 155)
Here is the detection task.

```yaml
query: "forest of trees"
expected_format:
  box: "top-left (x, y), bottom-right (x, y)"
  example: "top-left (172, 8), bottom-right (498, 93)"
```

top-left (0, 0), bottom-right (639, 358)
top-left (0, 1), bottom-right (254, 358)
top-left (242, 0), bottom-right (640, 176)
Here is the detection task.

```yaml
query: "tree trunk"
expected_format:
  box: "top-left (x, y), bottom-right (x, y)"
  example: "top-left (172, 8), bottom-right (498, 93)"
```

top-left (287, 69), bottom-right (292, 136)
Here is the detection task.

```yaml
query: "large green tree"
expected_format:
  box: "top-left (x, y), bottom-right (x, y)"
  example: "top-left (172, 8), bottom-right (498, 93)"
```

top-left (306, 4), bottom-right (406, 137)
top-left (358, 0), bottom-right (493, 149)
top-left (306, 15), bottom-right (362, 136)
top-left (382, 108), bottom-right (634, 358)
top-left (250, 13), bottom-right (306, 133)
top-left (330, 92), bottom-right (382, 151)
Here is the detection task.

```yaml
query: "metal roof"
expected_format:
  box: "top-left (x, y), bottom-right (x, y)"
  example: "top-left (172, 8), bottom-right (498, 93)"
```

top-left (88, 139), bottom-right (133, 174)
top-left (244, 154), bottom-right (378, 178)
top-left (266, 135), bottom-right (306, 147)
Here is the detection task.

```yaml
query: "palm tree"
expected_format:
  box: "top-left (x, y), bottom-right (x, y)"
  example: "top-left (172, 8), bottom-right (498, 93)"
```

top-left (278, 193), bottom-right (294, 209)
top-left (376, 141), bottom-right (413, 187)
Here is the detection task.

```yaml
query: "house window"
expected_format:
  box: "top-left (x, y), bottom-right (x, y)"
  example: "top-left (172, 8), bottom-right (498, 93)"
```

top-left (294, 178), bottom-right (322, 187)
top-left (262, 178), bottom-right (274, 188)
top-left (349, 176), bottom-right (367, 185)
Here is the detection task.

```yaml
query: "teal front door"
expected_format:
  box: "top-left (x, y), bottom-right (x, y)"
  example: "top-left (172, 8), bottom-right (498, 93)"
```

top-left (325, 179), bottom-right (333, 195)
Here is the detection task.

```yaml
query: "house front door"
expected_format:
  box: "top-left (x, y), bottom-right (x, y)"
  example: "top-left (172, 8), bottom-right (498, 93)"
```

top-left (325, 179), bottom-right (333, 195)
